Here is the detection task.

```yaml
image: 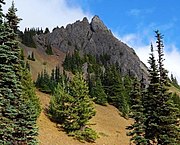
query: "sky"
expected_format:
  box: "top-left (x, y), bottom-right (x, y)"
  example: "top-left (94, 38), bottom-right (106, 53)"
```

top-left (3, 0), bottom-right (180, 82)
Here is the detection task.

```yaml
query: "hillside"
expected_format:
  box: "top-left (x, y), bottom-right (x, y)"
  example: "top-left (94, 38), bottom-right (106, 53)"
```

top-left (22, 43), bottom-right (64, 80)
top-left (36, 90), bottom-right (133, 145)
top-left (21, 16), bottom-right (180, 145)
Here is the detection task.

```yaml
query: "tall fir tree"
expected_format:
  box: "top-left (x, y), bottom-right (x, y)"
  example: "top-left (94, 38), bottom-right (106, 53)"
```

top-left (127, 78), bottom-right (147, 145)
top-left (0, 2), bottom-right (38, 144)
top-left (5, 0), bottom-right (22, 32)
top-left (143, 32), bottom-right (180, 144)
top-left (143, 43), bottom-right (160, 144)
top-left (154, 30), bottom-right (179, 144)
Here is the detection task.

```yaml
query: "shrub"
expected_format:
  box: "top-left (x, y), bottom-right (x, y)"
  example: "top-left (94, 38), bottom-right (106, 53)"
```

top-left (69, 127), bottom-right (99, 143)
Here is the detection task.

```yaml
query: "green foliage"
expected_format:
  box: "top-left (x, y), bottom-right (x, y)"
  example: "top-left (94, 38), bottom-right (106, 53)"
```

top-left (35, 66), bottom-right (66, 94)
top-left (44, 27), bottom-right (50, 34)
top-left (127, 78), bottom-right (147, 145)
top-left (171, 92), bottom-right (180, 111)
top-left (102, 65), bottom-right (132, 117)
top-left (21, 28), bottom-right (37, 48)
top-left (49, 73), bottom-right (97, 142)
top-left (69, 127), bottom-right (99, 143)
top-left (48, 83), bottom-right (71, 123)
top-left (64, 73), bottom-right (96, 131)
top-left (0, 2), bottom-right (38, 144)
top-left (89, 76), bottom-right (108, 105)
top-left (35, 69), bottom-right (52, 93)
top-left (21, 67), bottom-right (41, 116)
top-left (5, 1), bottom-right (22, 32)
top-left (127, 31), bottom-right (180, 145)
top-left (63, 50), bottom-right (84, 74)
top-left (19, 27), bottom-right (44, 48)
top-left (171, 73), bottom-right (180, 90)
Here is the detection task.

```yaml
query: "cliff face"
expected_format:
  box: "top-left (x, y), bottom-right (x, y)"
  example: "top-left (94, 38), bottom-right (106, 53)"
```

top-left (34, 15), bottom-right (148, 81)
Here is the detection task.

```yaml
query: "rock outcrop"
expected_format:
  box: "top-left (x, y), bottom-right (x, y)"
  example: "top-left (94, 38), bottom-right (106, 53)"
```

top-left (34, 16), bottom-right (148, 82)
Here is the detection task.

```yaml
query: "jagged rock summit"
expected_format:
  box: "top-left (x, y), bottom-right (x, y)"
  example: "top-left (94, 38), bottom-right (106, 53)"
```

top-left (35, 15), bottom-right (148, 81)
top-left (91, 15), bottom-right (109, 32)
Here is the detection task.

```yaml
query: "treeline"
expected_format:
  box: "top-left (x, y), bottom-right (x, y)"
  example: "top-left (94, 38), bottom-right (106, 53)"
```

top-left (0, 1), bottom-right (40, 144)
top-left (36, 51), bottom-right (133, 118)
top-left (18, 27), bottom-right (50, 48)
top-left (35, 66), bottom-right (68, 94)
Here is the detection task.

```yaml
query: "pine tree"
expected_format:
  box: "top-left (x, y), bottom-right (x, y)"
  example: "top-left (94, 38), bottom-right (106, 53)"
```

top-left (90, 76), bottom-right (107, 105)
top-left (143, 43), bottom-right (160, 144)
top-left (0, 2), bottom-right (38, 144)
top-left (143, 32), bottom-right (180, 144)
top-left (5, 0), bottom-right (22, 32)
top-left (49, 82), bottom-right (71, 123)
top-left (155, 30), bottom-right (179, 144)
top-left (127, 78), bottom-right (147, 145)
top-left (63, 73), bottom-right (96, 131)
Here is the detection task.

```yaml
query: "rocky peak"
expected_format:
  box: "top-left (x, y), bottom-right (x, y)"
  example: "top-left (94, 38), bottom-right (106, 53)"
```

top-left (34, 15), bottom-right (148, 82)
top-left (90, 15), bottom-right (109, 32)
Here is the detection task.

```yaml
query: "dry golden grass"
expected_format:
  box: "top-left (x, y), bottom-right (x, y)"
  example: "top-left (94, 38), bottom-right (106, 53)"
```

top-left (36, 90), bottom-right (132, 145)
top-left (24, 45), bottom-right (133, 144)
top-left (23, 45), bottom-right (65, 81)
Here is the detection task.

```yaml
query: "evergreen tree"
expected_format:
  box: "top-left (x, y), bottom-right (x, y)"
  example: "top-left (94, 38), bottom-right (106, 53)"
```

top-left (170, 74), bottom-right (180, 89)
top-left (21, 65), bottom-right (41, 116)
top-left (102, 65), bottom-right (130, 117)
top-left (5, 0), bottom-right (21, 32)
top-left (143, 43), bottom-right (160, 144)
top-left (155, 30), bottom-right (179, 144)
top-left (48, 73), bottom-right (97, 142)
top-left (0, 2), bottom-right (38, 144)
top-left (63, 73), bottom-right (96, 131)
top-left (127, 78), bottom-right (147, 145)
top-left (44, 27), bottom-right (50, 34)
top-left (90, 76), bottom-right (107, 105)
top-left (49, 82), bottom-right (71, 123)
top-left (45, 44), bottom-right (53, 55)
top-left (31, 51), bottom-right (35, 61)
top-left (143, 32), bottom-right (180, 144)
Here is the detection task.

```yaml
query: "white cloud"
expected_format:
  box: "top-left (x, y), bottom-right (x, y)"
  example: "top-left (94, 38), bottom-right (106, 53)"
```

top-left (116, 32), bottom-right (180, 83)
top-left (3, 0), bottom-right (92, 31)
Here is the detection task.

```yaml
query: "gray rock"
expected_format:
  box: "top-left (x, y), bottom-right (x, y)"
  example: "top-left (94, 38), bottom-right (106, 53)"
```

top-left (34, 15), bottom-right (148, 82)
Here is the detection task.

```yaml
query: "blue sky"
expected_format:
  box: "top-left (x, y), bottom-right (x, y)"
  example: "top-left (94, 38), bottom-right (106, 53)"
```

top-left (3, 0), bottom-right (180, 82)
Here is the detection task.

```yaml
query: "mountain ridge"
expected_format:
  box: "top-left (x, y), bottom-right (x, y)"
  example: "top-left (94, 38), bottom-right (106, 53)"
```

top-left (33, 15), bottom-right (148, 81)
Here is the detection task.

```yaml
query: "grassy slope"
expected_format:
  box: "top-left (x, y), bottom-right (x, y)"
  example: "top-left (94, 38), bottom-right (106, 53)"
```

top-left (24, 45), bottom-right (179, 145)
top-left (23, 45), bottom-right (132, 144)
top-left (22, 44), bottom-right (65, 80)
top-left (36, 90), bottom-right (132, 145)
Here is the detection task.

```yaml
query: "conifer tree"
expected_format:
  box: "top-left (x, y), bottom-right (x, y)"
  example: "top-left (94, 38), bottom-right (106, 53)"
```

top-left (143, 32), bottom-right (180, 144)
top-left (102, 65), bottom-right (130, 117)
top-left (154, 30), bottom-right (179, 144)
top-left (127, 78), bottom-right (147, 145)
top-left (143, 43), bottom-right (160, 144)
top-left (5, 0), bottom-right (21, 32)
top-left (49, 82), bottom-right (71, 123)
top-left (90, 76), bottom-right (107, 105)
top-left (0, 2), bottom-right (38, 144)
top-left (63, 73), bottom-right (96, 131)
